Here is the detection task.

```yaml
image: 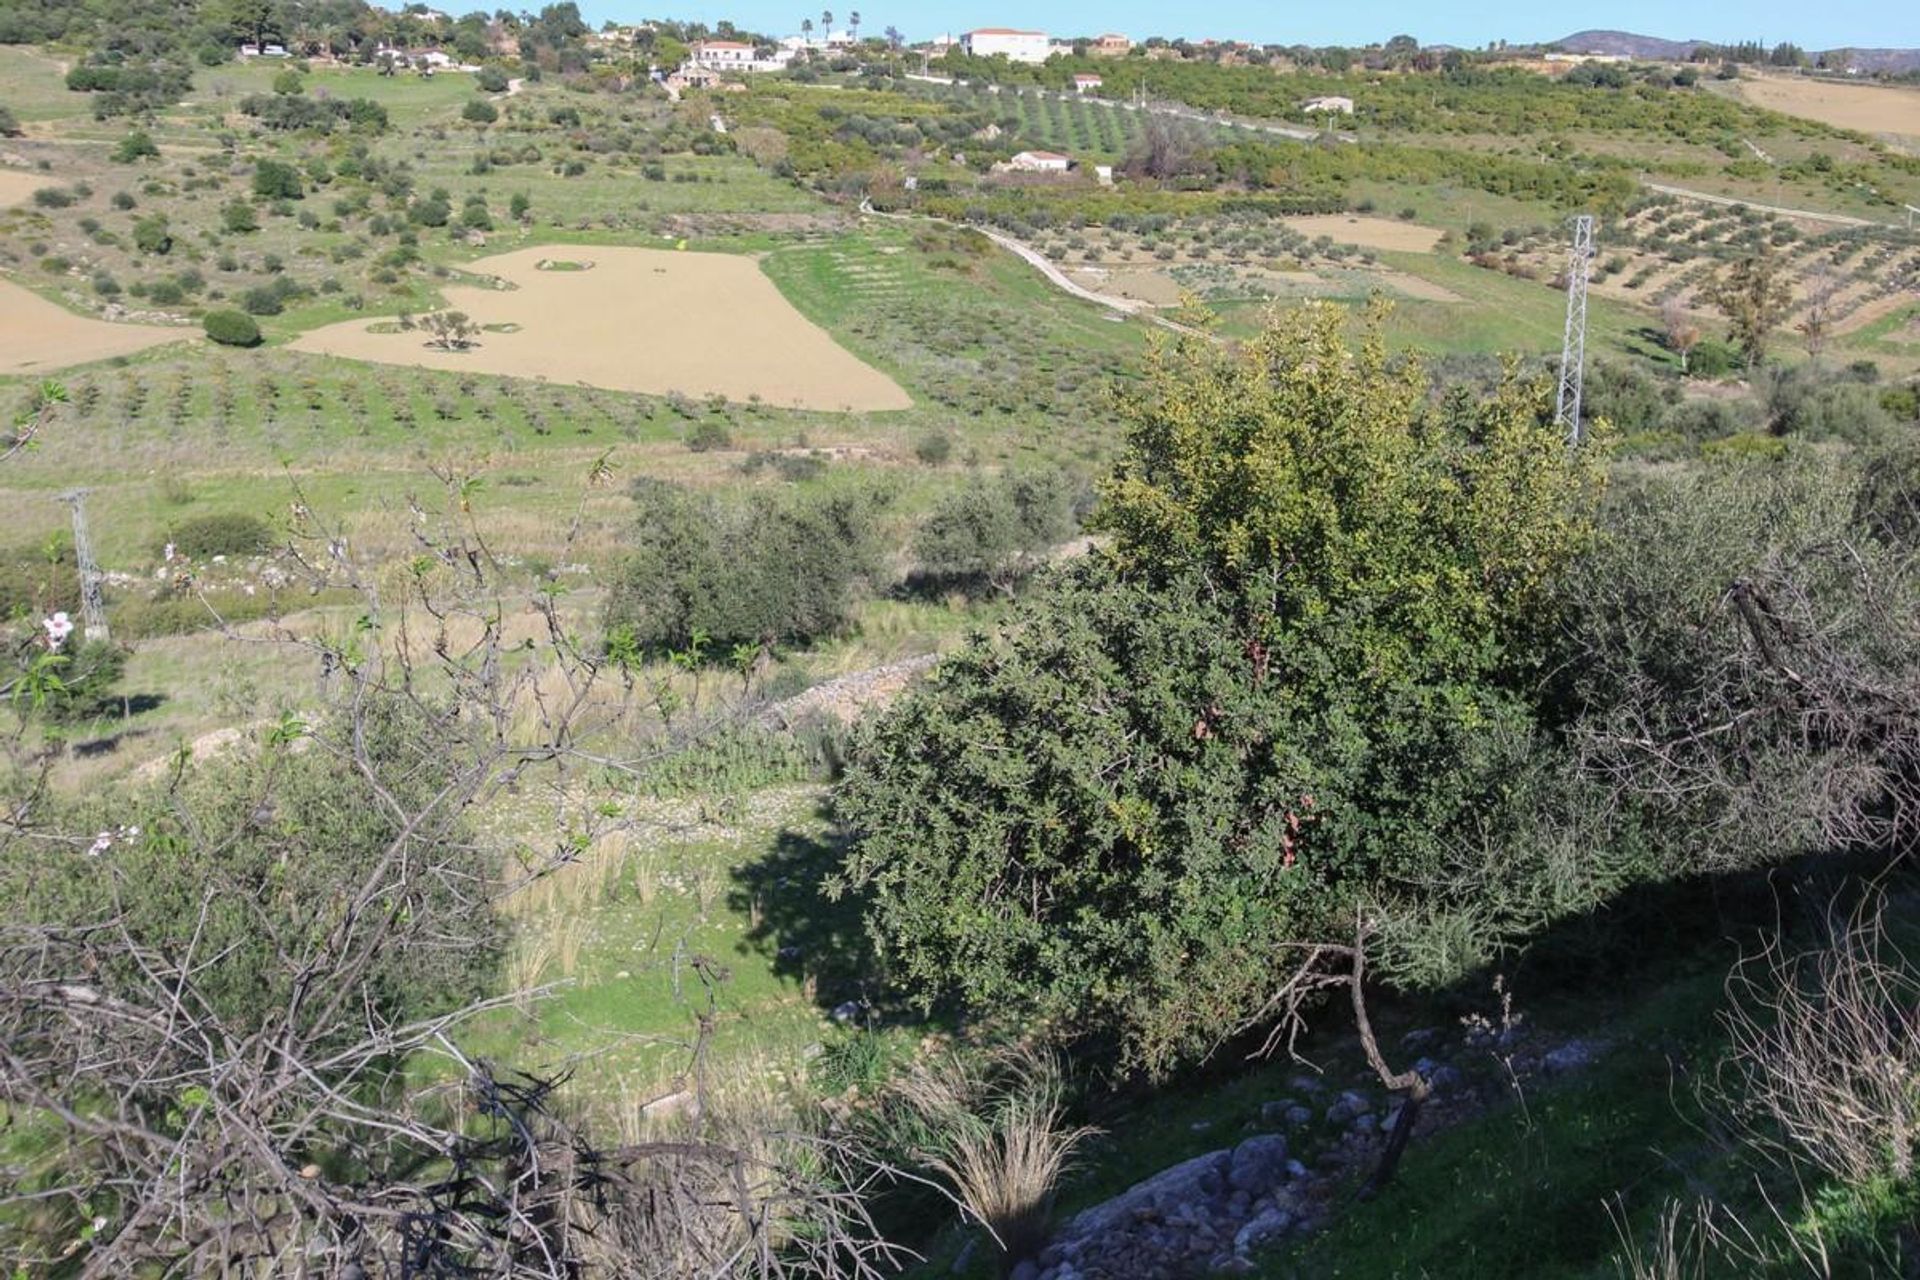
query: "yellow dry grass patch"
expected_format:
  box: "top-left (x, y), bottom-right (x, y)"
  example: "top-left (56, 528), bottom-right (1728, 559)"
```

top-left (290, 245), bottom-right (913, 412)
top-left (0, 277), bottom-right (188, 374)
top-left (1734, 74), bottom-right (1920, 145)
top-left (1284, 214), bottom-right (1446, 253)
top-left (0, 168), bottom-right (43, 208)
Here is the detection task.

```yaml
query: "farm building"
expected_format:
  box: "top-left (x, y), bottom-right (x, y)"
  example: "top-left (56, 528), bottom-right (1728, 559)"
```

top-left (1073, 73), bottom-right (1104, 92)
top-left (1301, 95), bottom-right (1354, 114)
top-left (1009, 149), bottom-right (1072, 173)
top-left (961, 28), bottom-right (1051, 63)
top-left (1089, 33), bottom-right (1132, 56)
top-left (665, 64), bottom-right (723, 91)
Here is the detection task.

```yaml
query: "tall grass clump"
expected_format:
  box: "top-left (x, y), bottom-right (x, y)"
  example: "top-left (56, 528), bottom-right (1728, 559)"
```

top-left (887, 1048), bottom-right (1096, 1267)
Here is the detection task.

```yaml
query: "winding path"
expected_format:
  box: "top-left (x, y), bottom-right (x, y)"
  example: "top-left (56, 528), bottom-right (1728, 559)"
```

top-left (1640, 182), bottom-right (1881, 228)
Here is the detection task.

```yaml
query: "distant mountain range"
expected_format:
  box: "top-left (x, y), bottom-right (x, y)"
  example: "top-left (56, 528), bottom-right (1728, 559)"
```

top-left (1556, 29), bottom-right (1920, 73)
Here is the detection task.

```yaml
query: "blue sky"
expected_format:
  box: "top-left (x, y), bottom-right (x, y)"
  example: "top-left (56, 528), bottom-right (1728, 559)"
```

top-left (574, 1), bottom-right (1916, 51)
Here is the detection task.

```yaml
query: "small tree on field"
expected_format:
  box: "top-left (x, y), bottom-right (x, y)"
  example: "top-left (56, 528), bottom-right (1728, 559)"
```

top-left (421, 310), bottom-right (478, 350)
top-left (1662, 297), bottom-right (1702, 374)
top-left (1797, 263), bottom-right (1838, 362)
top-left (1706, 250), bottom-right (1793, 371)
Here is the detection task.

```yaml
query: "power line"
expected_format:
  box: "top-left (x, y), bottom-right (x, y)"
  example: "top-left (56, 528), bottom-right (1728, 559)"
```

top-left (1555, 214), bottom-right (1595, 446)
top-left (57, 489), bottom-right (109, 644)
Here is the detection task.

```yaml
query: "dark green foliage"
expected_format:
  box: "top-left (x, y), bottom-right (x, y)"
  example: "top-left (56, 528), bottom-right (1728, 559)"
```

top-left (131, 212), bottom-right (171, 255)
top-left (0, 104), bottom-right (19, 137)
top-left (910, 467), bottom-right (1078, 595)
top-left (837, 308), bottom-right (1604, 1073)
top-left (604, 481), bottom-right (883, 656)
top-left (475, 67), bottom-right (509, 93)
top-left (221, 199), bottom-right (259, 233)
top-left (162, 512), bottom-right (273, 559)
top-left (910, 429), bottom-right (954, 466)
top-left (30, 640), bottom-right (126, 725)
top-left (251, 158), bottom-right (303, 199)
top-left (461, 98), bottom-right (499, 125)
top-left (202, 308), bottom-right (261, 346)
top-left (271, 67), bottom-right (304, 96)
top-left (237, 93), bottom-right (388, 134)
top-left (111, 129), bottom-right (159, 162)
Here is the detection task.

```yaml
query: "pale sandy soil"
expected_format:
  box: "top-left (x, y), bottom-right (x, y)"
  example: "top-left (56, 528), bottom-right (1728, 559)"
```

top-left (0, 278), bottom-right (186, 374)
top-left (0, 168), bottom-right (43, 208)
top-left (1284, 214), bottom-right (1446, 253)
top-left (1734, 74), bottom-right (1920, 145)
top-left (290, 245), bottom-right (913, 412)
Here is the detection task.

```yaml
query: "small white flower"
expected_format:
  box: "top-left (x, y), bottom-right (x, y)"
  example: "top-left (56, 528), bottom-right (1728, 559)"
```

top-left (44, 611), bottom-right (74, 651)
top-left (163, 542), bottom-right (176, 563)
top-left (88, 830), bottom-right (112, 856)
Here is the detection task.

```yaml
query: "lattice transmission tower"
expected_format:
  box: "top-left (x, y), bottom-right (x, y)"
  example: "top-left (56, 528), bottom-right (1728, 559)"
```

top-left (1554, 214), bottom-right (1596, 445)
top-left (58, 489), bottom-right (109, 643)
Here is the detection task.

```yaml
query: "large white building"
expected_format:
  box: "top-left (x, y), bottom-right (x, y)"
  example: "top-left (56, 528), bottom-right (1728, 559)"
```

top-left (960, 27), bottom-right (1050, 63)
top-left (690, 39), bottom-right (793, 72)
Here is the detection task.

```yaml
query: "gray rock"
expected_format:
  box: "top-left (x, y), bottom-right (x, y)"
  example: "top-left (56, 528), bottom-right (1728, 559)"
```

top-left (1428, 1065), bottom-right (1465, 1093)
top-left (1233, 1207), bottom-right (1294, 1254)
top-left (1009, 1260), bottom-right (1038, 1280)
top-left (829, 1000), bottom-right (862, 1023)
top-left (1285, 1158), bottom-right (1308, 1180)
top-left (1349, 1112), bottom-right (1378, 1136)
top-left (1286, 1072), bottom-right (1325, 1094)
top-left (1543, 1039), bottom-right (1604, 1075)
top-left (1227, 1134), bottom-right (1289, 1195)
top-left (1401, 1027), bottom-right (1441, 1049)
top-left (1285, 1104), bottom-right (1313, 1127)
top-left (1258, 1098), bottom-right (1298, 1125)
top-left (1325, 1090), bottom-right (1371, 1125)
top-left (1055, 1151), bottom-right (1231, 1250)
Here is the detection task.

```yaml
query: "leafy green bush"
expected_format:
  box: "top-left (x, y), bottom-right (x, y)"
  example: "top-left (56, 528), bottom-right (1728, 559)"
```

top-left (131, 213), bottom-right (171, 255)
top-left (162, 512), bottom-right (273, 559)
top-left (462, 98), bottom-right (499, 125)
top-left (222, 199), bottom-right (259, 233)
top-left (836, 306), bottom-right (1604, 1073)
top-left (251, 158), bottom-right (303, 199)
top-left (27, 640), bottom-right (126, 725)
top-left (203, 309), bottom-right (262, 346)
top-left (112, 129), bottom-right (159, 162)
top-left (605, 481), bottom-right (883, 656)
top-left (476, 67), bottom-right (509, 92)
top-left (911, 467), bottom-right (1078, 595)
top-left (0, 104), bottom-right (19, 137)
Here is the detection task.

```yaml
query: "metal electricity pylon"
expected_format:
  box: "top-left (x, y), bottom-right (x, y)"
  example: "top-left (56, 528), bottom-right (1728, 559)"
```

top-left (57, 488), bottom-right (109, 643)
top-left (1554, 214), bottom-right (1596, 446)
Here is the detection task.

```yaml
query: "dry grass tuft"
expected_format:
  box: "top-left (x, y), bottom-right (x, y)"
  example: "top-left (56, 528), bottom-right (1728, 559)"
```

top-left (890, 1047), bottom-right (1096, 1263)
top-left (1719, 897), bottom-right (1920, 1189)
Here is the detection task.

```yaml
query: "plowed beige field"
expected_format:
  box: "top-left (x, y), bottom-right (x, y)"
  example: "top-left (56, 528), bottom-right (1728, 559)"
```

top-left (290, 245), bottom-right (912, 412)
top-left (0, 279), bottom-right (185, 374)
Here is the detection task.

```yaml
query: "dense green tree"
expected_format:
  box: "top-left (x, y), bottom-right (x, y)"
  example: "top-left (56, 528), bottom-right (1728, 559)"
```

top-left (911, 467), bottom-right (1078, 596)
top-left (605, 481), bottom-right (884, 656)
top-left (251, 157), bottom-right (303, 199)
top-left (1706, 251), bottom-right (1794, 370)
top-left (835, 305), bottom-right (1605, 1072)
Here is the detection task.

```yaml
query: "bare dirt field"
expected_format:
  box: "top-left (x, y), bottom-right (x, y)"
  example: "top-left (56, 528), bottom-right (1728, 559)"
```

top-left (0, 169), bottom-right (43, 208)
top-left (1283, 214), bottom-right (1446, 253)
top-left (1733, 74), bottom-right (1920, 146)
top-left (0, 278), bottom-right (187, 373)
top-left (290, 245), bottom-right (913, 412)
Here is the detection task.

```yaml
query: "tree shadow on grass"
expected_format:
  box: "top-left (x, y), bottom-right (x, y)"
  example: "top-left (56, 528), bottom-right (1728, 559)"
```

top-left (728, 804), bottom-right (879, 1013)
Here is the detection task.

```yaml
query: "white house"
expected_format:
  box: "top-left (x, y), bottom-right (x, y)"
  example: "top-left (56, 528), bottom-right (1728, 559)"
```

top-left (961, 28), bottom-right (1050, 63)
top-left (1072, 73), bottom-right (1103, 92)
top-left (1301, 95), bottom-right (1354, 114)
top-left (691, 40), bottom-right (792, 72)
top-left (1009, 149), bottom-right (1071, 173)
